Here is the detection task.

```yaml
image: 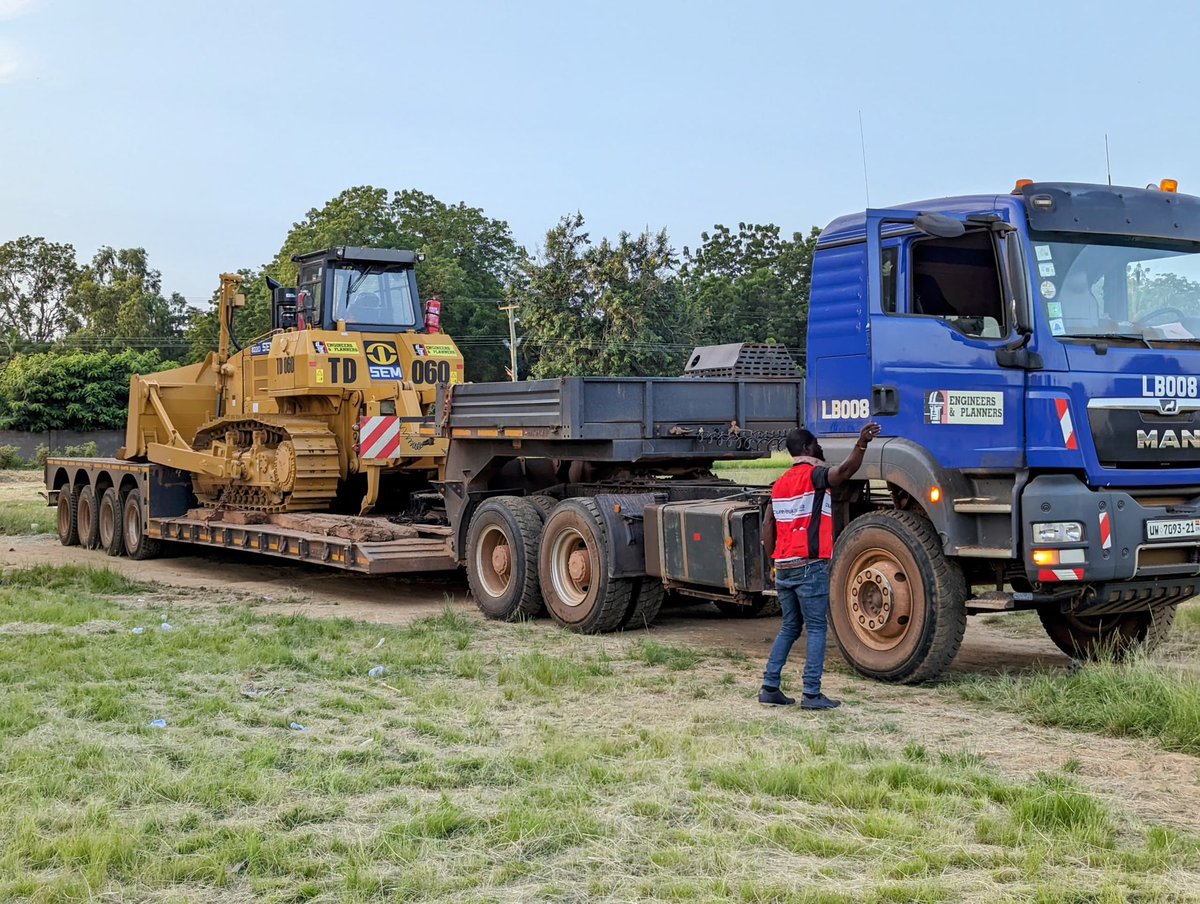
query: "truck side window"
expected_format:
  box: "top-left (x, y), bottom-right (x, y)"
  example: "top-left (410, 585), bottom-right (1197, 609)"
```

top-left (881, 246), bottom-right (898, 313)
top-left (908, 230), bottom-right (1005, 338)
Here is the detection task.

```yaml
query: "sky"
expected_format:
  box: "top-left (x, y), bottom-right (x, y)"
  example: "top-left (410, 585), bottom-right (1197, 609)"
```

top-left (1, 0), bottom-right (1198, 303)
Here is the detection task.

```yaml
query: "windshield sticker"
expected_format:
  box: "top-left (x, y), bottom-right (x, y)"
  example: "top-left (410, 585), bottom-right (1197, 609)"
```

top-left (1035, 245), bottom-right (1053, 261)
top-left (1050, 318), bottom-right (1066, 336)
top-left (925, 391), bottom-right (1004, 425)
top-left (1038, 262), bottom-right (1056, 277)
top-left (1040, 280), bottom-right (1057, 300)
top-left (1046, 302), bottom-right (1063, 318)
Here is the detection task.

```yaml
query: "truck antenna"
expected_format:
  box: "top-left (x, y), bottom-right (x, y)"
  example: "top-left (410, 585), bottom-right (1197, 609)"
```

top-left (858, 110), bottom-right (871, 207)
top-left (1105, 133), bottom-right (1113, 186)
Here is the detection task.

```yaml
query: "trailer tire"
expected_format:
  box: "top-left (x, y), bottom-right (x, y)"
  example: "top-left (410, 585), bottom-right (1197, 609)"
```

top-left (122, 488), bottom-right (161, 561)
top-left (526, 495), bottom-right (560, 520)
top-left (539, 497), bottom-right (634, 634)
top-left (98, 487), bottom-right (125, 557)
top-left (828, 510), bottom-right (967, 684)
top-left (1038, 604), bottom-right (1177, 660)
top-left (56, 491), bottom-right (79, 547)
top-left (622, 578), bottom-right (665, 630)
top-left (77, 485), bottom-right (100, 550)
top-left (466, 496), bottom-right (544, 622)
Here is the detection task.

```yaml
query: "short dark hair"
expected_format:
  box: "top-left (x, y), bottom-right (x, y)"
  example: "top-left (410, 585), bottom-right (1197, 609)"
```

top-left (785, 428), bottom-right (817, 457)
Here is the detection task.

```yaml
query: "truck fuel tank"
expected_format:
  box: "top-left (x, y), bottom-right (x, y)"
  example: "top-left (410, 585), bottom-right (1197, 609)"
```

top-left (645, 498), bottom-right (769, 593)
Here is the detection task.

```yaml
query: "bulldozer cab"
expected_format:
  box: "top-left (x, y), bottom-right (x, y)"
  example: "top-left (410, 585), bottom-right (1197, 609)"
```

top-left (274, 247), bottom-right (424, 334)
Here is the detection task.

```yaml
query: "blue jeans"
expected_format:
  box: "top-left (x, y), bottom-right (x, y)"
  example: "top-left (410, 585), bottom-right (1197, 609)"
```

top-left (762, 560), bottom-right (830, 696)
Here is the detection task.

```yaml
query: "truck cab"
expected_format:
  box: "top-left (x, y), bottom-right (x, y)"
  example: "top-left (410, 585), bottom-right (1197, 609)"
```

top-left (808, 180), bottom-right (1200, 681)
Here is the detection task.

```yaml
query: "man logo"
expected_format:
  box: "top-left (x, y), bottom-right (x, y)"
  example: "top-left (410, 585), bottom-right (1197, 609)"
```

top-left (364, 341), bottom-right (399, 366)
top-left (1158, 398), bottom-right (1181, 416)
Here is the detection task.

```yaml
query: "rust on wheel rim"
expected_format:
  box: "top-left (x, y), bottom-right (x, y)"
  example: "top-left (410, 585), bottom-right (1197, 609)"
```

top-left (549, 527), bottom-right (592, 608)
top-left (847, 549), bottom-right (915, 652)
top-left (57, 497), bottom-right (70, 535)
top-left (100, 499), bottom-right (116, 545)
top-left (475, 524), bottom-right (514, 599)
top-left (124, 503), bottom-right (141, 550)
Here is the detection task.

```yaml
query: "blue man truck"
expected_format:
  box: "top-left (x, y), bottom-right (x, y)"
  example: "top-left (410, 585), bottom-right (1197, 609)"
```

top-left (47, 179), bottom-right (1199, 683)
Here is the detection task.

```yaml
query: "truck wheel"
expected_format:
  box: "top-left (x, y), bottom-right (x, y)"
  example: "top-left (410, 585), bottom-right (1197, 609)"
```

top-left (76, 485), bottom-right (100, 550)
top-left (466, 496), bottom-right (544, 621)
top-left (829, 510), bottom-right (967, 683)
top-left (622, 578), bottom-right (665, 630)
top-left (98, 488), bottom-right (125, 557)
top-left (1038, 605), bottom-right (1177, 660)
top-left (122, 488), bottom-right (162, 561)
top-left (56, 491), bottom-right (79, 547)
top-left (539, 497), bottom-right (634, 634)
top-left (526, 495), bottom-right (560, 520)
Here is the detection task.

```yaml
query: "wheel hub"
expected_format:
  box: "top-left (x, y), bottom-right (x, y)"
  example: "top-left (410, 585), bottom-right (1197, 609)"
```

top-left (567, 549), bottom-right (591, 585)
top-left (849, 560), bottom-right (913, 649)
top-left (490, 544), bottom-right (511, 578)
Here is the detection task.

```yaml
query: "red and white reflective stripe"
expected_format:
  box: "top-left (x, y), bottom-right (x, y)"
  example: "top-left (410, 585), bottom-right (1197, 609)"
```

top-left (1099, 511), bottom-right (1112, 550)
top-left (1055, 398), bottom-right (1077, 450)
top-left (358, 416), bottom-right (402, 460)
top-left (1038, 567), bottom-right (1084, 582)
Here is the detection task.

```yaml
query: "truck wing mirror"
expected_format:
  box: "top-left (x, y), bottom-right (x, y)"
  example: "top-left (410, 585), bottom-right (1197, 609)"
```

top-left (914, 213), bottom-right (965, 238)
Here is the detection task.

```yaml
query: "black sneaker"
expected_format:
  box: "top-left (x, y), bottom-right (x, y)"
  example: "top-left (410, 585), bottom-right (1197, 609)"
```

top-left (801, 693), bottom-right (841, 710)
top-left (758, 687), bottom-right (796, 706)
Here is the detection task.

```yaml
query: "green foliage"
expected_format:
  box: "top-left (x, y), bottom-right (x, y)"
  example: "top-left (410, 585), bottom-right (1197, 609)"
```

top-left (0, 235), bottom-right (79, 353)
top-left (679, 222), bottom-right (820, 356)
top-left (519, 214), bottom-right (680, 377)
top-left (0, 348), bottom-right (170, 431)
top-left (0, 445), bottom-right (24, 468)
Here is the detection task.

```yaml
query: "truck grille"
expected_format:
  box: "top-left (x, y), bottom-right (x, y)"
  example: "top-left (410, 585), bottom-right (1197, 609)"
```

top-left (1087, 403), bottom-right (1200, 469)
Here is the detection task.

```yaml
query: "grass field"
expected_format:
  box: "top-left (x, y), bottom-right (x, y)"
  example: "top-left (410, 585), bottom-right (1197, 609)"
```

top-left (1, 565), bottom-right (1199, 902)
top-left (713, 452), bottom-right (791, 486)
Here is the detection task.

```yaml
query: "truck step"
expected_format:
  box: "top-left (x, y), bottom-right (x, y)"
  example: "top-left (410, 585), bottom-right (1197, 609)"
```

top-left (953, 497), bottom-right (1012, 514)
top-left (966, 591), bottom-right (1015, 613)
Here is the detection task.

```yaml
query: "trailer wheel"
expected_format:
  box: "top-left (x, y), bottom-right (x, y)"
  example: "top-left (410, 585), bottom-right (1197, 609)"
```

top-left (77, 485), bottom-right (100, 550)
top-left (621, 578), bottom-right (665, 630)
top-left (122, 488), bottom-right (161, 561)
top-left (1038, 605), bottom-right (1177, 660)
top-left (98, 487), bottom-right (125, 557)
top-left (539, 497), bottom-right (634, 633)
top-left (466, 496), bottom-right (544, 621)
top-left (828, 510), bottom-right (967, 684)
top-left (56, 491), bottom-right (79, 547)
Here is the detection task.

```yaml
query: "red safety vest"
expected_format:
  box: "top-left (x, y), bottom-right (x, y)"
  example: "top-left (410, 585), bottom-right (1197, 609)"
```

top-left (771, 460), bottom-right (833, 562)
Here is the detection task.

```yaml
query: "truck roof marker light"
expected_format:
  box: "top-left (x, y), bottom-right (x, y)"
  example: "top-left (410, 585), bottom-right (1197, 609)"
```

top-left (1030, 194), bottom-right (1055, 211)
top-left (1161, 179), bottom-right (1179, 193)
top-left (1013, 178), bottom-right (1034, 193)
top-left (929, 487), bottom-right (941, 504)
top-left (1032, 549), bottom-right (1059, 566)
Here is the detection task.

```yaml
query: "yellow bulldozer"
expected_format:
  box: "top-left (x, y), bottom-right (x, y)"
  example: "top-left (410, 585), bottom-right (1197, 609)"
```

top-left (118, 247), bottom-right (463, 515)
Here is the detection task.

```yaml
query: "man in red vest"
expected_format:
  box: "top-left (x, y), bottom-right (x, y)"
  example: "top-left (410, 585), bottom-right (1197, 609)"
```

top-left (759, 422), bottom-right (880, 708)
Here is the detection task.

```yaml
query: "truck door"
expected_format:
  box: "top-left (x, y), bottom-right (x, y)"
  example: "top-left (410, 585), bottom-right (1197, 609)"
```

top-left (866, 210), bottom-right (1026, 469)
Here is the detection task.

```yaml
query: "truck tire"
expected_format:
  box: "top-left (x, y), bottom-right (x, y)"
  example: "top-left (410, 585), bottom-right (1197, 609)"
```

top-left (526, 495), bottom-right (560, 520)
top-left (122, 488), bottom-right (162, 561)
top-left (76, 485), bottom-right (100, 550)
top-left (828, 510), bottom-right (967, 684)
top-left (621, 578), bottom-right (665, 630)
top-left (466, 496), bottom-right (544, 622)
top-left (1038, 605), bottom-right (1177, 660)
top-left (98, 487), bottom-right (125, 557)
top-left (539, 497), bottom-right (634, 634)
top-left (56, 491), bottom-right (79, 547)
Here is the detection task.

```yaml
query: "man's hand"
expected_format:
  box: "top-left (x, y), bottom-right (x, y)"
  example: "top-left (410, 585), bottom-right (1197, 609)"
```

top-left (857, 422), bottom-right (882, 449)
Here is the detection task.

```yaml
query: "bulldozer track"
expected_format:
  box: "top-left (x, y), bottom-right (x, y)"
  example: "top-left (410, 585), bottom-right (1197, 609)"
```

top-left (193, 416), bottom-right (341, 513)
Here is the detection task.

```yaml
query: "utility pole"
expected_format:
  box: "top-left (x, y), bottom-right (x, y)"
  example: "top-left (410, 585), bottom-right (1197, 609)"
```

top-left (499, 303), bottom-right (519, 381)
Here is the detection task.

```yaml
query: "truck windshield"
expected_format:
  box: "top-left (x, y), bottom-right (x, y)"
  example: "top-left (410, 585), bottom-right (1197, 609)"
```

top-left (1032, 236), bottom-right (1200, 342)
top-left (330, 267), bottom-right (420, 328)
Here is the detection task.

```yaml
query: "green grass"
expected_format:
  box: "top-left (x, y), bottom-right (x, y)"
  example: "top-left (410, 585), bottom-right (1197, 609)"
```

top-left (0, 565), bottom-right (1197, 902)
top-left (713, 452), bottom-right (791, 486)
top-left (952, 653), bottom-right (1200, 757)
top-left (0, 499), bottom-right (56, 535)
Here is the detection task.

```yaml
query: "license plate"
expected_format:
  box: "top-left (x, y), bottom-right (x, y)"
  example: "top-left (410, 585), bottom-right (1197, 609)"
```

top-left (1146, 518), bottom-right (1200, 541)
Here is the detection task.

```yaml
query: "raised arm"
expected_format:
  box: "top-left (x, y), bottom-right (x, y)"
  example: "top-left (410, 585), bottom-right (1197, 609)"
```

top-left (827, 422), bottom-right (881, 487)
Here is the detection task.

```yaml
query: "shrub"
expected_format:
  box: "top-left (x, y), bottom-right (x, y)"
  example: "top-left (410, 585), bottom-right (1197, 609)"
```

top-left (0, 445), bottom-right (26, 469)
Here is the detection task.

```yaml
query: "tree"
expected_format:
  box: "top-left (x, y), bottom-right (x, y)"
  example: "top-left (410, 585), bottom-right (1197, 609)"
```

top-left (0, 236), bottom-right (78, 355)
top-left (67, 246), bottom-right (194, 359)
top-left (0, 348), bottom-right (170, 431)
top-left (678, 223), bottom-right (820, 360)
top-left (268, 187), bottom-right (522, 381)
top-left (518, 214), bottom-right (679, 378)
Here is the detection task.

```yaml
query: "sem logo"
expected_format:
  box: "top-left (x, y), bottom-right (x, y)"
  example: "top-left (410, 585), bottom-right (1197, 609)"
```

top-left (365, 340), bottom-right (399, 366)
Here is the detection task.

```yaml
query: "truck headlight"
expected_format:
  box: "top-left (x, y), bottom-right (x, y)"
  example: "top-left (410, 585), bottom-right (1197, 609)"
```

top-left (1033, 521), bottom-right (1083, 543)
